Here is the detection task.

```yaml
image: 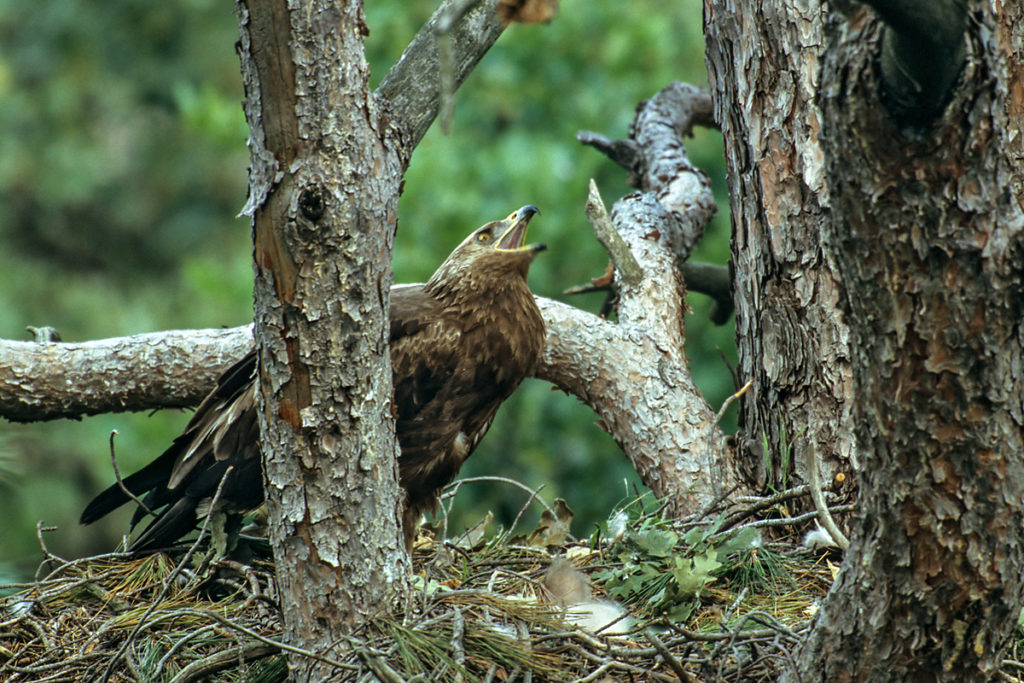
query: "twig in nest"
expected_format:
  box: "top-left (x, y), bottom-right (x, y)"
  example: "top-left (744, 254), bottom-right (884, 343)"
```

top-left (33, 521), bottom-right (62, 566)
top-left (705, 379), bottom-right (752, 500)
top-left (174, 607), bottom-right (357, 671)
top-left (498, 483), bottom-right (549, 545)
top-left (168, 643), bottom-right (279, 683)
top-left (108, 430), bottom-right (154, 520)
top-left (722, 483), bottom-right (814, 529)
top-left (357, 649), bottom-right (408, 683)
top-left (156, 624), bottom-right (217, 680)
top-left (444, 476), bottom-right (556, 518)
top-left (451, 607), bottom-right (466, 682)
top-left (715, 505), bottom-right (855, 537)
top-left (101, 465), bottom-right (235, 681)
top-left (644, 628), bottom-right (692, 682)
top-left (806, 441), bottom-right (850, 550)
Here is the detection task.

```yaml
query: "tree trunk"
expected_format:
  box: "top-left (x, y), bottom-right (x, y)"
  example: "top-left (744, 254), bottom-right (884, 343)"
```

top-left (704, 0), bottom-right (857, 497)
top-left (710, 0), bottom-right (1024, 677)
top-left (786, 1), bottom-right (1024, 679)
top-left (236, 0), bottom-right (408, 677)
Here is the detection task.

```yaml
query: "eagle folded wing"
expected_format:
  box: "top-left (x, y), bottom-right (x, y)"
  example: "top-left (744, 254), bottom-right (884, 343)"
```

top-left (81, 205), bottom-right (546, 553)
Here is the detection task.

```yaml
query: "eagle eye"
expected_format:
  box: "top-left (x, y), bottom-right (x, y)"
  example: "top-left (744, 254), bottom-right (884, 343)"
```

top-left (476, 232), bottom-right (493, 243)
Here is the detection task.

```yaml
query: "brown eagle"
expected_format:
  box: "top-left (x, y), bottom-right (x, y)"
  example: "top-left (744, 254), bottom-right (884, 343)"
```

top-left (80, 205), bottom-right (546, 552)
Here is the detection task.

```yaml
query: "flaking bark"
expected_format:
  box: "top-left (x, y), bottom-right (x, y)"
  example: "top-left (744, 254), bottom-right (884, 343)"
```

top-left (0, 328), bottom-right (252, 422)
top-left (704, 0), bottom-right (857, 501)
top-left (237, 0), bottom-right (408, 677)
top-left (543, 82), bottom-right (741, 509)
top-left (784, 1), bottom-right (1024, 678)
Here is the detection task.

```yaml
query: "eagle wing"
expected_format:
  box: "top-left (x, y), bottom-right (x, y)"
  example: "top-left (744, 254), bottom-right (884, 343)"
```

top-left (80, 352), bottom-right (262, 551)
top-left (389, 286), bottom-right (509, 531)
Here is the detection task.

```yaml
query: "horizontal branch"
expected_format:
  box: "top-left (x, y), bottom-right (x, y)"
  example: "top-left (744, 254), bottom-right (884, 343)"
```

top-left (2, 296), bottom-right (736, 513)
top-left (0, 327), bottom-right (252, 422)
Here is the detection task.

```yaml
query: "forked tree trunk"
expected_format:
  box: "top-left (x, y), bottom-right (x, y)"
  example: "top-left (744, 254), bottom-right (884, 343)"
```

top-left (709, 0), bottom-right (1024, 678)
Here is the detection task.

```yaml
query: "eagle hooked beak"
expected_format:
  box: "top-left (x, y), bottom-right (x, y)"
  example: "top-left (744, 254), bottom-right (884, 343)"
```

top-left (495, 205), bottom-right (546, 253)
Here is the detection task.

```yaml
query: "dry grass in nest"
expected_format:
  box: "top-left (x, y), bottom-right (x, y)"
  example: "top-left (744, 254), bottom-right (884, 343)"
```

top-left (0, 480), bottom-right (951, 682)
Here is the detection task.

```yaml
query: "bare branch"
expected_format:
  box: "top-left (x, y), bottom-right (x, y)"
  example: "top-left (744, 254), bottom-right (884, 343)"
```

top-left (376, 0), bottom-right (505, 158)
top-left (681, 262), bottom-right (732, 324)
top-left (0, 327), bottom-right (253, 422)
top-left (108, 430), bottom-right (155, 519)
top-left (585, 179), bottom-right (643, 287)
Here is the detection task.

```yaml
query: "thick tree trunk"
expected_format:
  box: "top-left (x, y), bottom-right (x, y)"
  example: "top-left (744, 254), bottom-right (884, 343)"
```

top-left (710, 0), bottom-right (1024, 677)
top-left (704, 0), bottom-right (857, 497)
top-left (236, 0), bottom-right (409, 677)
top-left (786, 2), bottom-right (1024, 679)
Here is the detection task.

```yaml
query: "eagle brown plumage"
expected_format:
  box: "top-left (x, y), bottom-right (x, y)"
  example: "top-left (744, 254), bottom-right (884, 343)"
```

top-left (80, 206), bottom-right (546, 552)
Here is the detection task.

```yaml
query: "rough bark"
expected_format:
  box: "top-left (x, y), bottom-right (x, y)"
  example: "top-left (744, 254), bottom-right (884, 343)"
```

top-left (704, 0), bottom-right (857, 499)
top-left (785, 1), bottom-right (1024, 679)
top-left (0, 328), bottom-right (251, 421)
top-left (860, 0), bottom-right (968, 122)
top-left (236, 0), bottom-right (408, 677)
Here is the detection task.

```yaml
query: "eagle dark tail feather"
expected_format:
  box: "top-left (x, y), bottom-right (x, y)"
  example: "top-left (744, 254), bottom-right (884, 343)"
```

top-left (79, 450), bottom-right (178, 526)
top-left (126, 498), bottom-right (200, 551)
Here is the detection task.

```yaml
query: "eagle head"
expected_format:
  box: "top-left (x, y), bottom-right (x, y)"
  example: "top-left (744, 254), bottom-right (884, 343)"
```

top-left (427, 205), bottom-right (546, 295)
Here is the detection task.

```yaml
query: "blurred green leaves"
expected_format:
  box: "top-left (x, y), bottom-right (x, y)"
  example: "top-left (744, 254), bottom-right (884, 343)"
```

top-left (0, 0), bottom-right (734, 571)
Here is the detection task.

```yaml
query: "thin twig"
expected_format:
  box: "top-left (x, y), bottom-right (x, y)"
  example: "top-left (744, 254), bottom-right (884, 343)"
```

top-left (498, 484), bottom-right (548, 545)
top-left (108, 430), bottom-right (154, 519)
top-left (155, 624), bottom-right (218, 680)
top-left (644, 628), bottom-right (692, 682)
top-left (806, 441), bottom-right (850, 550)
top-left (168, 643), bottom-right (279, 683)
top-left (706, 379), bottom-right (753, 501)
top-left (443, 476), bottom-right (556, 517)
top-left (33, 522), bottom-right (64, 573)
top-left (100, 465), bottom-right (235, 682)
top-left (716, 505), bottom-right (856, 537)
top-left (177, 608), bottom-right (356, 671)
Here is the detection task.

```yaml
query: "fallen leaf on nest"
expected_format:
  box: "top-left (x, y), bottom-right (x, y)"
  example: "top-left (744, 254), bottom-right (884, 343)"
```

top-left (497, 0), bottom-right (558, 25)
top-left (527, 499), bottom-right (574, 547)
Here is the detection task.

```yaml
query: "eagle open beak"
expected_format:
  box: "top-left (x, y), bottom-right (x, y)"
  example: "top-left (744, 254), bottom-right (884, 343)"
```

top-left (495, 205), bottom-right (545, 252)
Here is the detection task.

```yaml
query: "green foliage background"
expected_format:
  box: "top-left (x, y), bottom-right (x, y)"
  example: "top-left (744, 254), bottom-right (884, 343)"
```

top-left (0, 0), bottom-right (733, 579)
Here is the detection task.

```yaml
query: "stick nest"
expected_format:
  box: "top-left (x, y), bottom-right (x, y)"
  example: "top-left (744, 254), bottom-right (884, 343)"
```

top-left (2, 483), bottom-right (849, 682)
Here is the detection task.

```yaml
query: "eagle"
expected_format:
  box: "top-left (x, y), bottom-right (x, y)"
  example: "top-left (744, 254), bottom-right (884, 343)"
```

top-left (80, 205), bottom-right (546, 552)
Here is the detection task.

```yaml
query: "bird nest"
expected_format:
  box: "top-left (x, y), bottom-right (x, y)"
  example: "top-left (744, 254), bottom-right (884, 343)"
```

top-left (2, 483), bottom-right (850, 682)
